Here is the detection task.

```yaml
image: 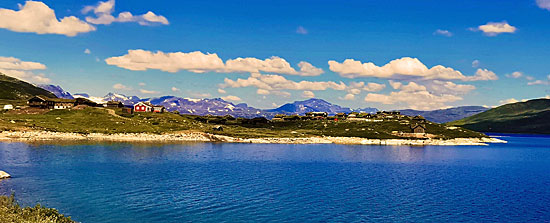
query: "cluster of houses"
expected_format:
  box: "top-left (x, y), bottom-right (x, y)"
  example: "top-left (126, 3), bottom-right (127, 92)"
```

top-left (272, 111), bottom-right (428, 134)
top-left (19, 96), bottom-right (166, 114)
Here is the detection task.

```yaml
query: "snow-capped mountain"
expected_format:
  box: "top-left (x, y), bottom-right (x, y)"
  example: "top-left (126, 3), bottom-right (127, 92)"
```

top-left (148, 96), bottom-right (272, 118)
top-left (38, 85), bottom-right (73, 99)
top-left (267, 98), bottom-right (378, 115)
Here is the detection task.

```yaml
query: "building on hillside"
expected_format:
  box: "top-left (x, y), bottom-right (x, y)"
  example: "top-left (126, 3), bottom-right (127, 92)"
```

top-left (413, 115), bottom-right (427, 123)
top-left (411, 124), bottom-right (426, 134)
top-left (336, 113), bottom-right (347, 119)
top-left (153, 105), bottom-right (166, 113)
top-left (3, 104), bottom-right (13, 110)
top-left (305, 112), bottom-right (328, 119)
top-left (134, 102), bottom-right (153, 112)
top-left (122, 107), bottom-right (133, 114)
top-left (74, 98), bottom-right (99, 107)
top-left (272, 114), bottom-right (286, 121)
top-left (106, 101), bottom-right (124, 108)
top-left (28, 96), bottom-right (75, 109)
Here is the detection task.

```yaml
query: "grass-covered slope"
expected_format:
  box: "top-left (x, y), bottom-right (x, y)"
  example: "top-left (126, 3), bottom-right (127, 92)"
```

top-left (0, 107), bottom-right (486, 139)
top-left (0, 73), bottom-right (56, 100)
top-left (449, 99), bottom-right (550, 134)
top-left (0, 195), bottom-right (75, 223)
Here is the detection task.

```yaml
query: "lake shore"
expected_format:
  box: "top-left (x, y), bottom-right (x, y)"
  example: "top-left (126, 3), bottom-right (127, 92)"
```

top-left (0, 130), bottom-right (506, 146)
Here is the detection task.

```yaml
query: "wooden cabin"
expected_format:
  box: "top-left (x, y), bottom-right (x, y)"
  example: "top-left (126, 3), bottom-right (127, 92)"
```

top-left (411, 124), bottom-right (426, 134)
top-left (28, 96), bottom-right (75, 109)
top-left (106, 101), bottom-right (124, 108)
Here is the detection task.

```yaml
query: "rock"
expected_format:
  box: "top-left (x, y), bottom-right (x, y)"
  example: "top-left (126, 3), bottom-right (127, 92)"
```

top-left (0, 171), bottom-right (10, 179)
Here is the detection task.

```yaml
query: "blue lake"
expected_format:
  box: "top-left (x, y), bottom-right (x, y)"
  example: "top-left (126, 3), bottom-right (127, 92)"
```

top-left (1, 134), bottom-right (549, 222)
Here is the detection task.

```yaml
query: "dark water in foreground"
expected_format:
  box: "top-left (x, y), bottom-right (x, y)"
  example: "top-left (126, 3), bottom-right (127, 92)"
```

top-left (1, 134), bottom-right (549, 222)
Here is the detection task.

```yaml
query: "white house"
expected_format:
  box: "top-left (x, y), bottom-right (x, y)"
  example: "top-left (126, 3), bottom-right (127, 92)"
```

top-left (3, 104), bottom-right (13, 110)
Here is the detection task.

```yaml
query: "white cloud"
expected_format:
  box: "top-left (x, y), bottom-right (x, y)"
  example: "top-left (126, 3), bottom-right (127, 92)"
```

top-left (506, 71), bottom-right (523, 79)
top-left (217, 88), bottom-right (226, 94)
top-left (536, 0), bottom-right (550, 10)
top-left (256, 89), bottom-right (270, 95)
top-left (171, 87), bottom-right (180, 92)
top-left (106, 49), bottom-right (324, 76)
top-left (463, 68), bottom-right (498, 81)
top-left (0, 1), bottom-right (95, 37)
top-left (297, 61), bottom-right (324, 76)
top-left (329, 57), bottom-right (497, 81)
top-left (221, 73), bottom-right (347, 91)
top-left (471, 21), bottom-right (517, 36)
top-left (0, 56), bottom-right (50, 83)
top-left (340, 93), bottom-right (355, 101)
top-left (139, 89), bottom-right (160, 94)
top-left (433, 29), bottom-right (452, 37)
top-left (112, 83), bottom-right (131, 90)
top-left (221, 95), bottom-right (242, 101)
top-left (138, 82), bottom-right (146, 86)
top-left (364, 81), bottom-right (463, 110)
top-left (499, 98), bottom-right (519, 105)
top-left (83, 0), bottom-right (169, 26)
top-left (430, 80), bottom-right (476, 94)
top-left (472, 60), bottom-right (480, 68)
top-left (296, 26), bottom-right (308, 34)
top-left (84, 49), bottom-right (91, 54)
top-left (301, 91), bottom-right (315, 98)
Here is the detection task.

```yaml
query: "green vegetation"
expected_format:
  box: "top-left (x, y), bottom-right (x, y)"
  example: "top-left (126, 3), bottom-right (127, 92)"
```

top-left (0, 107), bottom-right (485, 139)
top-left (449, 99), bottom-right (550, 134)
top-left (0, 73), bottom-right (55, 100)
top-left (0, 195), bottom-right (75, 223)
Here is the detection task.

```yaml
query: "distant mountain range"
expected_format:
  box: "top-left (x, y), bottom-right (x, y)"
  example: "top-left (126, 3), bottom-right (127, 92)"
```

top-left (0, 73), bottom-right (56, 100)
top-left (400, 106), bottom-right (489, 123)
top-left (450, 99), bottom-right (550, 134)
top-left (34, 84), bottom-right (488, 122)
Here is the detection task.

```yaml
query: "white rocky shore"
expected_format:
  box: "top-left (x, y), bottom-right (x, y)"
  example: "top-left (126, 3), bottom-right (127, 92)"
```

top-left (0, 130), bottom-right (507, 146)
top-left (0, 171), bottom-right (10, 179)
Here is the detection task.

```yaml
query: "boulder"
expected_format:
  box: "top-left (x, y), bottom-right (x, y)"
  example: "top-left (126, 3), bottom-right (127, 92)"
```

top-left (0, 171), bottom-right (10, 179)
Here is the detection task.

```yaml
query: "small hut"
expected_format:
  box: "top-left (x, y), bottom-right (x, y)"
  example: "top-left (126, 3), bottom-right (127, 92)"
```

top-left (411, 124), bottom-right (426, 134)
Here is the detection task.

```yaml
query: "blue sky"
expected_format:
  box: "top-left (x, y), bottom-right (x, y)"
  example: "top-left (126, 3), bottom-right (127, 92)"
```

top-left (1, 0), bottom-right (550, 110)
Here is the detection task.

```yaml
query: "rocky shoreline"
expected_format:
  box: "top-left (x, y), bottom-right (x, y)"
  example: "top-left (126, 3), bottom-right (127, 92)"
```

top-left (0, 131), bottom-right (506, 146)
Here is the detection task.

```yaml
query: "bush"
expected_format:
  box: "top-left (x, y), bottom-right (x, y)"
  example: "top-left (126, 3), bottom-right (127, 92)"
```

top-left (0, 194), bottom-right (75, 223)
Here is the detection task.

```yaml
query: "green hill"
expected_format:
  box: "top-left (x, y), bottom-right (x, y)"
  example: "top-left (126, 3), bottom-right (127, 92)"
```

top-left (449, 98), bottom-right (550, 134)
top-left (0, 73), bottom-right (56, 100)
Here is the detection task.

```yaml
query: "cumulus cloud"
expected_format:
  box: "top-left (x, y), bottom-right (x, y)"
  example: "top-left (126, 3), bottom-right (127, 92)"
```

top-left (364, 81), bottom-right (464, 110)
top-left (139, 89), bottom-right (160, 94)
top-left (221, 73), bottom-right (347, 91)
top-left (221, 95), bottom-right (242, 101)
top-left (0, 1), bottom-right (95, 37)
top-left (433, 29), bottom-right (452, 37)
top-left (113, 83), bottom-right (132, 90)
top-left (536, 0), bottom-right (550, 10)
top-left (105, 49), bottom-right (324, 76)
top-left (340, 93), bottom-right (355, 101)
top-left (171, 87), bottom-right (180, 92)
top-left (83, 0), bottom-right (169, 26)
top-left (470, 21), bottom-right (517, 36)
top-left (256, 89), bottom-right (270, 95)
top-left (506, 71), bottom-right (523, 79)
top-left (84, 49), bottom-right (91, 54)
top-left (527, 75), bottom-right (550, 85)
top-left (302, 91), bottom-right (315, 98)
top-left (217, 88), bottom-right (226, 94)
top-left (499, 98), bottom-right (519, 105)
top-left (329, 57), bottom-right (498, 81)
top-left (296, 26), bottom-right (308, 34)
top-left (0, 56), bottom-right (50, 83)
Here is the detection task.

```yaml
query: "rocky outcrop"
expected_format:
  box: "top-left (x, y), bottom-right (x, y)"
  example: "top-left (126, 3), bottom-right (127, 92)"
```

top-left (0, 171), bottom-right (10, 179)
top-left (0, 131), bottom-right (507, 146)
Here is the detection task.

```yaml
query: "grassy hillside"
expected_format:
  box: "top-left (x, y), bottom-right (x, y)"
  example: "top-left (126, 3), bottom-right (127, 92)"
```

top-left (0, 73), bottom-right (56, 100)
top-left (449, 99), bottom-right (550, 134)
top-left (0, 107), bottom-right (486, 139)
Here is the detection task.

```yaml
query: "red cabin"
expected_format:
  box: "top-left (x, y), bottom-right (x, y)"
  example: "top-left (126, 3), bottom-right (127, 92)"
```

top-left (133, 102), bottom-right (153, 112)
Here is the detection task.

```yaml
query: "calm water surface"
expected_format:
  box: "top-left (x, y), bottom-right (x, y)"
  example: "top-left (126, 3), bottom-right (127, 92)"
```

top-left (1, 134), bottom-right (549, 222)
